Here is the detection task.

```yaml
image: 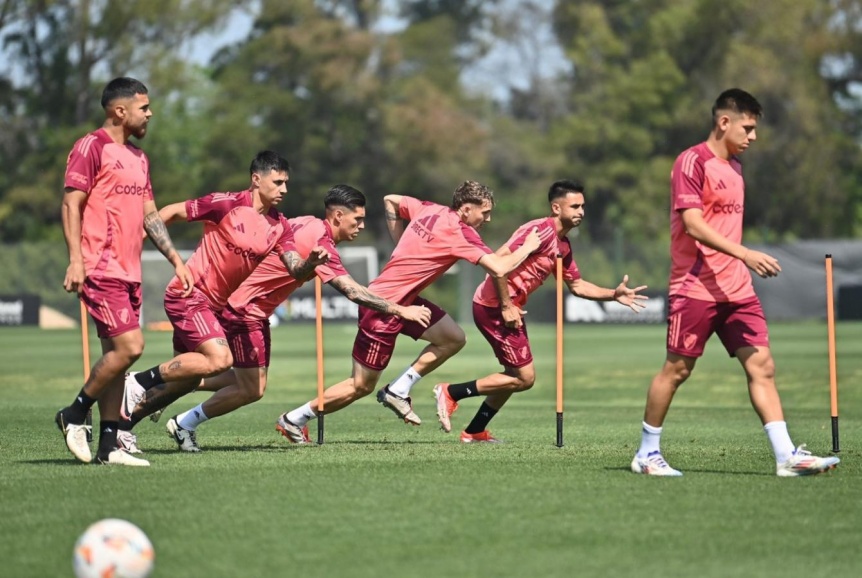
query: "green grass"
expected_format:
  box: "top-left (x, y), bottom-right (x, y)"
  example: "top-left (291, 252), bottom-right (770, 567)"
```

top-left (1, 321), bottom-right (860, 577)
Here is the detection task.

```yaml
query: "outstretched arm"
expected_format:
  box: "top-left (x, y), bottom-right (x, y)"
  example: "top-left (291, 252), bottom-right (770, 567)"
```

top-left (477, 227), bottom-right (542, 278)
top-left (329, 274), bottom-right (431, 327)
top-left (566, 275), bottom-right (648, 313)
top-left (681, 208), bottom-right (780, 278)
top-left (143, 199), bottom-right (193, 296)
top-left (383, 194), bottom-right (405, 244)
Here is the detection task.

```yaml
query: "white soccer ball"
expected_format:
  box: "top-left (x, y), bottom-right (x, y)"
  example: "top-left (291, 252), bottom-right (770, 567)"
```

top-left (73, 518), bottom-right (155, 578)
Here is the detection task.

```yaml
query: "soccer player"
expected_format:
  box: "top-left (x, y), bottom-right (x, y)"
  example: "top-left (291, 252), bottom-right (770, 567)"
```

top-left (55, 77), bottom-right (193, 467)
top-left (114, 151), bottom-right (328, 452)
top-left (630, 88), bottom-right (840, 477)
top-left (275, 180), bottom-right (542, 442)
top-left (433, 180), bottom-right (648, 442)
top-left (126, 185), bottom-right (431, 450)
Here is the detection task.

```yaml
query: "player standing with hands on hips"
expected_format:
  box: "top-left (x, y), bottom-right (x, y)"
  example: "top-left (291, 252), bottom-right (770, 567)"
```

top-left (631, 88), bottom-right (839, 477)
top-left (56, 77), bottom-right (193, 467)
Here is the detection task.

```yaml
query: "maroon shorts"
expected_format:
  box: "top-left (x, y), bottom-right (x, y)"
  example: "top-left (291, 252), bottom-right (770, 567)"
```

top-left (81, 276), bottom-right (142, 338)
top-left (218, 306), bottom-right (271, 369)
top-left (164, 286), bottom-right (227, 354)
top-left (352, 297), bottom-right (447, 371)
top-left (473, 302), bottom-right (533, 368)
top-left (666, 295), bottom-right (769, 358)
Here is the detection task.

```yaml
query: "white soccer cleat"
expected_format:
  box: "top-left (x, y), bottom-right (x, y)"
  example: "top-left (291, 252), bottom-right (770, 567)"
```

top-left (96, 448), bottom-right (150, 467)
top-left (275, 414), bottom-right (311, 444)
top-left (120, 372), bottom-right (145, 421)
top-left (116, 430), bottom-right (142, 454)
top-left (376, 386), bottom-right (421, 425)
top-left (631, 451), bottom-right (683, 476)
top-left (55, 410), bottom-right (92, 463)
top-left (776, 444), bottom-right (840, 477)
top-left (166, 416), bottom-right (201, 452)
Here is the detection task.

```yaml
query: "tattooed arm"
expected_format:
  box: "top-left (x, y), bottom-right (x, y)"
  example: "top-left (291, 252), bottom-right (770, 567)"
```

top-left (143, 199), bottom-right (194, 295)
top-left (329, 274), bottom-right (431, 327)
top-left (383, 194), bottom-right (405, 244)
top-left (280, 246), bottom-right (330, 280)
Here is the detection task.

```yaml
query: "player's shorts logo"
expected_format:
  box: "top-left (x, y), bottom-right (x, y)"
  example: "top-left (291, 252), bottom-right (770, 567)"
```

top-left (117, 308), bottom-right (130, 325)
top-left (683, 332), bottom-right (698, 350)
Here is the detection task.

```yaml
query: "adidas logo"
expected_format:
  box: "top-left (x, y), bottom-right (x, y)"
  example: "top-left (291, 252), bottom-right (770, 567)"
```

top-left (466, 388), bottom-right (473, 395)
top-left (234, 223), bottom-right (246, 233)
top-left (113, 159), bottom-right (124, 170)
top-left (715, 179), bottom-right (727, 190)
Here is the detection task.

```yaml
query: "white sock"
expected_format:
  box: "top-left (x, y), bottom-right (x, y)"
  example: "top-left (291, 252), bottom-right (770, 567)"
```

top-left (764, 421), bottom-right (795, 463)
top-left (177, 404), bottom-right (209, 431)
top-left (387, 367), bottom-right (422, 398)
top-left (286, 402), bottom-right (318, 427)
top-left (636, 421), bottom-right (663, 458)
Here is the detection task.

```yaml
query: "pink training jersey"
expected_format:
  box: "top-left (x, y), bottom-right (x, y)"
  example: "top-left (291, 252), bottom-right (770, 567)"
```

top-left (228, 216), bottom-right (350, 321)
top-left (669, 142), bottom-right (754, 302)
top-left (473, 217), bottom-right (581, 308)
top-left (166, 190), bottom-right (295, 310)
top-left (64, 128), bottom-right (154, 282)
top-left (368, 196), bottom-right (493, 304)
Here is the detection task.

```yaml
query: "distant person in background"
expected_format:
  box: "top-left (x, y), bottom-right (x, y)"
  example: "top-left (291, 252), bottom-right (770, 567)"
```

top-left (631, 88), bottom-right (839, 477)
top-left (56, 76), bottom-right (193, 467)
top-left (433, 180), bottom-right (647, 442)
top-left (275, 180), bottom-right (542, 442)
top-left (114, 151), bottom-right (328, 454)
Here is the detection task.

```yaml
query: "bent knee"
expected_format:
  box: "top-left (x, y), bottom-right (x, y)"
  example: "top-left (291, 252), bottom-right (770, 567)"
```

top-left (207, 352), bottom-right (234, 376)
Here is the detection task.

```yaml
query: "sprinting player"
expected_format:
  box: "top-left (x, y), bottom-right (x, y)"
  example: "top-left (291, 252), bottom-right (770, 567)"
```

top-left (275, 180), bottom-right (542, 442)
top-left (56, 77), bottom-right (193, 467)
top-left (433, 180), bottom-right (648, 442)
top-left (115, 151), bottom-right (328, 452)
top-left (127, 185), bottom-right (431, 450)
top-left (630, 88), bottom-right (839, 477)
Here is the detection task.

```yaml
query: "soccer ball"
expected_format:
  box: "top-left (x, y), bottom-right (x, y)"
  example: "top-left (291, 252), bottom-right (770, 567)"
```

top-left (73, 518), bottom-right (155, 578)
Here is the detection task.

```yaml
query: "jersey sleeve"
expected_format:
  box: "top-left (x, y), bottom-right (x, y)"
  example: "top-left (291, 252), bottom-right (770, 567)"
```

top-left (140, 152), bottom-right (154, 201)
top-left (397, 196), bottom-right (426, 220)
top-left (671, 150), bottom-right (705, 211)
top-left (185, 192), bottom-right (243, 224)
top-left (560, 241), bottom-right (581, 282)
top-left (451, 221), bottom-right (493, 264)
top-left (272, 215), bottom-right (297, 256)
top-left (64, 138), bottom-right (101, 193)
top-left (316, 241), bottom-right (349, 283)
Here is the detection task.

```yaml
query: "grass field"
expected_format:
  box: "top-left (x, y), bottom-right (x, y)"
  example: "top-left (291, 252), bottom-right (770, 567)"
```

top-left (1, 321), bottom-right (860, 577)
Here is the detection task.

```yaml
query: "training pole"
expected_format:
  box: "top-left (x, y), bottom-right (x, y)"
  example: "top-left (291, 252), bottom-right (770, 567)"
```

top-left (555, 255), bottom-right (564, 448)
top-left (79, 300), bottom-right (93, 442)
top-left (825, 255), bottom-right (840, 453)
top-left (315, 276), bottom-right (325, 444)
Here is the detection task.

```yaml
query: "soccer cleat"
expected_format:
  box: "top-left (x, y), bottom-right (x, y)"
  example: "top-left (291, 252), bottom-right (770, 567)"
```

top-left (166, 416), bottom-right (201, 452)
top-left (149, 408), bottom-right (164, 423)
top-left (96, 448), bottom-right (150, 467)
top-left (376, 386), bottom-right (421, 425)
top-left (275, 414), bottom-right (310, 444)
top-left (55, 409), bottom-right (92, 463)
top-left (460, 430), bottom-right (502, 444)
top-left (776, 444), bottom-right (840, 477)
top-left (116, 430), bottom-right (142, 454)
top-left (433, 383), bottom-right (458, 433)
top-left (120, 372), bottom-right (145, 422)
top-left (630, 451), bottom-right (683, 476)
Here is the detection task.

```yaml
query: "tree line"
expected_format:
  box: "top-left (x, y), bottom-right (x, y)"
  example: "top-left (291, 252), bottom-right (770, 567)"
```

top-left (2, 0), bottom-right (861, 281)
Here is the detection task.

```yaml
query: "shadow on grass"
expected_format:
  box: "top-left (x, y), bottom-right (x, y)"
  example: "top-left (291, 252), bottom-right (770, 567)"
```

top-left (604, 465), bottom-right (770, 476)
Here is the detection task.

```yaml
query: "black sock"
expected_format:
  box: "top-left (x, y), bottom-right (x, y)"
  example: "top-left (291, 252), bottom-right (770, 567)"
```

top-left (464, 401), bottom-right (498, 434)
top-left (97, 421), bottom-right (118, 456)
top-left (65, 388), bottom-right (97, 423)
top-left (118, 417), bottom-right (134, 432)
top-left (134, 366), bottom-right (165, 390)
top-left (448, 380), bottom-right (479, 402)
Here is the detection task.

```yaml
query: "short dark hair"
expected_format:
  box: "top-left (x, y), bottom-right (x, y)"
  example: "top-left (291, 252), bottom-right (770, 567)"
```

top-left (712, 88), bottom-right (762, 124)
top-left (249, 151), bottom-right (290, 176)
top-left (548, 180), bottom-right (584, 203)
top-left (101, 77), bottom-right (148, 109)
top-left (325, 184), bottom-right (366, 211)
top-left (451, 180), bottom-right (495, 210)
